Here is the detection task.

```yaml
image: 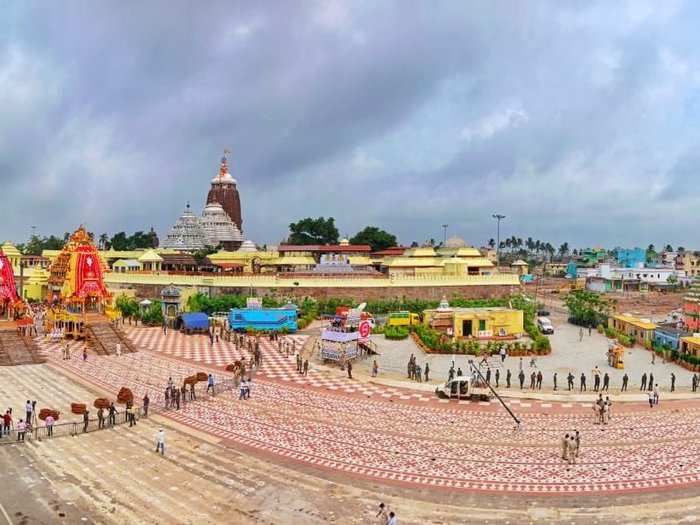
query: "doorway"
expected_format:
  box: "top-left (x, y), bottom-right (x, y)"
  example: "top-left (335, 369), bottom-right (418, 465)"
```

top-left (462, 319), bottom-right (472, 337)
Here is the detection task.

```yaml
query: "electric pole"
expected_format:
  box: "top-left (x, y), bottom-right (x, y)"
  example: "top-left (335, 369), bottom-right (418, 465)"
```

top-left (492, 214), bottom-right (506, 267)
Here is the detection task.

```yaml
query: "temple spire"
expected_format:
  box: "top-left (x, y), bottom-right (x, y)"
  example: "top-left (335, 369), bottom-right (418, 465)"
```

top-left (219, 149), bottom-right (231, 180)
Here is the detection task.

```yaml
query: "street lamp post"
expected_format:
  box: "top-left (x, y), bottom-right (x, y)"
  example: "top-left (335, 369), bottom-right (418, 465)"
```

top-left (442, 224), bottom-right (448, 246)
top-left (492, 214), bottom-right (506, 267)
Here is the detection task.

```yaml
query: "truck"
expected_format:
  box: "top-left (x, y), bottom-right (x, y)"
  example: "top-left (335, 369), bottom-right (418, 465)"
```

top-left (386, 311), bottom-right (421, 327)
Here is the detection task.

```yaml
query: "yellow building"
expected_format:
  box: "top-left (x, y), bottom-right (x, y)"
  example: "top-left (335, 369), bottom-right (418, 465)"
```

top-left (608, 314), bottom-right (657, 346)
top-left (423, 307), bottom-right (524, 339)
top-left (510, 260), bottom-right (529, 276)
top-left (680, 336), bottom-right (700, 357)
top-left (382, 246), bottom-right (495, 277)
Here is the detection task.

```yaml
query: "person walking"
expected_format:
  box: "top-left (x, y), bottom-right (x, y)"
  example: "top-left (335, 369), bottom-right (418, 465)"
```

top-left (174, 387), bottom-right (181, 410)
top-left (485, 368), bottom-right (491, 385)
top-left (387, 511), bottom-right (397, 525)
top-left (653, 384), bottom-right (660, 405)
top-left (376, 503), bottom-right (389, 524)
top-left (143, 394), bottom-right (150, 418)
top-left (621, 373), bottom-right (629, 392)
top-left (207, 374), bottom-right (215, 394)
top-left (371, 359), bottom-right (378, 377)
top-left (303, 359), bottom-right (309, 376)
top-left (97, 407), bottom-right (105, 429)
top-left (574, 430), bottom-right (580, 458)
top-left (499, 346), bottom-right (506, 362)
top-left (579, 327), bottom-right (584, 342)
top-left (640, 373), bottom-right (647, 391)
top-left (347, 360), bottom-right (353, 379)
top-left (518, 369), bottom-right (525, 389)
top-left (529, 371), bottom-right (536, 390)
top-left (693, 374), bottom-right (698, 393)
top-left (580, 373), bottom-right (587, 392)
top-left (648, 391), bottom-right (654, 408)
top-left (561, 433), bottom-right (570, 461)
top-left (648, 373), bottom-right (654, 392)
top-left (155, 429), bottom-right (165, 455)
top-left (671, 372), bottom-right (676, 392)
top-left (519, 357), bottom-right (523, 371)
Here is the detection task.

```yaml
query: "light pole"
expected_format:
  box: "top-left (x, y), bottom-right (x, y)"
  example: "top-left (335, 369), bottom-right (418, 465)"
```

top-left (492, 214), bottom-right (506, 267)
top-left (442, 224), bottom-right (448, 246)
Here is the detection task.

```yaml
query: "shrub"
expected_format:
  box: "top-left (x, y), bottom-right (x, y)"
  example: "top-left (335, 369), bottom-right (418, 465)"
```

top-left (617, 334), bottom-right (633, 347)
top-left (384, 326), bottom-right (409, 340)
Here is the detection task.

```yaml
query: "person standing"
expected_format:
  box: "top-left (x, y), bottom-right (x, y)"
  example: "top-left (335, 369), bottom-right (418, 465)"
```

top-left (387, 512), bottom-right (397, 525)
top-left (376, 503), bottom-right (389, 525)
top-left (155, 429), bottom-right (165, 455)
top-left (371, 359), bottom-right (378, 377)
top-left (17, 419), bottom-right (26, 442)
top-left (640, 373), bottom-right (647, 391)
top-left (648, 391), bottom-right (654, 408)
top-left (347, 360), bottom-right (353, 379)
top-left (621, 373), bottom-right (629, 392)
top-left (648, 373), bottom-right (654, 392)
top-left (485, 368), bottom-right (491, 385)
top-left (671, 373), bottom-right (676, 392)
top-left (561, 433), bottom-right (570, 461)
top-left (593, 368), bottom-right (601, 392)
top-left (519, 357), bottom-right (523, 371)
top-left (97, 407), bottom-right (105, 429)
top-left (108, 403), bottom-right (116, 426)
top-left (45, 414), bottom-right (54, 437)
top-left (653, 384), bottom-right (660, 405)
top-left (580, 372), bottom-right (587, 392)
top-left (499, 346), bottom-right (506, 362)
top-left (553, 372), bottom-right (558, 391)
top-left (536, 371), bottom-right (543, 390)
top-left (143, 394), bottom-right (150, 418)
top-left (424, 363), bottom-right (430, 382)
top-left (83, 410), bottom-right (90, 433)
top-left (82, 349), bottom-right (87, 361)
top-left (506, 369), bottom-right (511, 388)
top-left (529, 371), bottom-right (536, 390)
top-left (174, 387), bottom-right (181, 410)
top-left (518, 369), bottom-right (525, 389)
top-left (25, 400), bottom-right (32, 426)
top-left (693, 374), bottom-right (698, 393)
top-left (303, 359), bottom-right (309, 376)
top-left (567, 372), bottom-right (574, 391)
top-left (579, 327), bottom-right (584, 342)
top-left (2, 410), bottom-right (11, 437)
top-left (207, 374), bottom-right (215, 394)
top-left (115, 342), bottom-right (121, 357)
top-left (574, 430), bottom-right (580, 458)
top-left (495, 369), bottom-right (500, 388)
top-left (602, 373), bottom-right (609, 392)
top-left (164, 387), bottom-right (171, 409)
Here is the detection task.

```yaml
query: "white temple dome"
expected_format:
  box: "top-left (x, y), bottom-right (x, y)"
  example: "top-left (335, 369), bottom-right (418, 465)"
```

top-left (162, 204), bottom-right (207, 251)
top-left (237, 240), bottom-right (257, 253)
top-left (200, 202), bottom-right (243, 246)
top-left (445, 236), bottom-right (466, 248)
top-left (211, 170), bottom-right (237, 185)
top-left (339, 238), bottom-right (350, 246)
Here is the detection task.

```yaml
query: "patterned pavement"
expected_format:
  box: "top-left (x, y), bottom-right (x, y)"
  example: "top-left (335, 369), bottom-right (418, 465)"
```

top-left (36, 329), bottom-right (700, 495)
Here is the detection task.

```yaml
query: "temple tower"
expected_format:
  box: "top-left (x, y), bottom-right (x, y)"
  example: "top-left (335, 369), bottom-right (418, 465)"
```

top-left (206, 151), bottom-right (242, 233)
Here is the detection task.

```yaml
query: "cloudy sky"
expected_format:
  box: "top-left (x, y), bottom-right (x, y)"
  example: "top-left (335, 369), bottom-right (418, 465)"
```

top-left (2, 1), bottom-right (699, 248)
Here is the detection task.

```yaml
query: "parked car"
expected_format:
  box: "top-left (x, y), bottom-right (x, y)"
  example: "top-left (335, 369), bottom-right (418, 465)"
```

top-left (537, 317), bottom-right (554, 334)
top-left (537, 309), bottom-right (550, 317)
top-left (435, 374), bottom-right (491, 401)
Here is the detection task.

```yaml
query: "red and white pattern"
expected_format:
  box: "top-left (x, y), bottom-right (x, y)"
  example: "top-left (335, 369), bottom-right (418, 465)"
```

top-left (37, 332), bottom-right (700, 495)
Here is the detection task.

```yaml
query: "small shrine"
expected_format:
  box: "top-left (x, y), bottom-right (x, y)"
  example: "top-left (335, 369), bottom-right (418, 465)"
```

top-left (161, 284), bottom-right (182, 328)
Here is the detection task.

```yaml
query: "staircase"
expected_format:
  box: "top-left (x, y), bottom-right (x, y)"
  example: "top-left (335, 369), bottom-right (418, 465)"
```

top-left (85, 322), bottom-right (137, 355)
top-left (0, 329), bottom-right (46, 365)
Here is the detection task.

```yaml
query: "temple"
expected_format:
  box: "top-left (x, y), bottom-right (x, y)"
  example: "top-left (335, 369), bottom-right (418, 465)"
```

top-left (207, 151), bottom-right (242, 231)
top-left (162, 152), bottom-right (244, 251)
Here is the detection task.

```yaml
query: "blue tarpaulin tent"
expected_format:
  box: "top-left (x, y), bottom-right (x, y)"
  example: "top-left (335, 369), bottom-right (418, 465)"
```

top-left (180, 312), bottom-right (209, 331)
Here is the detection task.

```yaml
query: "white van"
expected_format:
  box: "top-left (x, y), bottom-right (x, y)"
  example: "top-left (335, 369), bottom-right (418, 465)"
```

top-left (537, 317), bottom-right (554, 334)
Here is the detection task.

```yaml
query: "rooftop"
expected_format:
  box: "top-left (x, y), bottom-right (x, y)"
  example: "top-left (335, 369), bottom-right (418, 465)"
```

top-left (278, 244), bottom-right (372, 253)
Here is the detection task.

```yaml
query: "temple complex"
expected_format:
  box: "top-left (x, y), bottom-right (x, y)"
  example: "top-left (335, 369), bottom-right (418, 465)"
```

top-left (162, 152), bottom-right (244, 251)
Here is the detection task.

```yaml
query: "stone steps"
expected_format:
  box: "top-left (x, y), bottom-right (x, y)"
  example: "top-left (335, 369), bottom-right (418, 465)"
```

top-left (0, 329), bottom-right (45, 366)
top-left (86, 322), bottom-right (137, 355)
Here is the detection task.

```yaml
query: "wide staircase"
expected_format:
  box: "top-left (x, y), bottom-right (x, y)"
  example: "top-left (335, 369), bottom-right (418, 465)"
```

top-left (0, 329), bottom-right (46, 365)
top-left (85, 322), bottom-right (137, 355)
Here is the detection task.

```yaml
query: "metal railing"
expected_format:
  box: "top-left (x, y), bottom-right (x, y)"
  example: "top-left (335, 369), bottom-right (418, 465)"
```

top-left (0, 376), bottom-right (242, 445)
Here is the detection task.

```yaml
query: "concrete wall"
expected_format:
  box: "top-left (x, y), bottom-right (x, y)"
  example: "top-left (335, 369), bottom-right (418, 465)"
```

top-left (111, 282), bottom-right (519, 303)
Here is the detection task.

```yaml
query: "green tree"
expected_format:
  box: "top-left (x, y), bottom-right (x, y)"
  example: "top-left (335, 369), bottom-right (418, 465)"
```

top-left (110, 232), bottom-right (129, 250)
top-left (18, 234), bottom-right (66, 255)
top-left (488, 238), bottom-right (495, 249)
top-left (349, 226), bottom-right (397, 252)
top-left (287, 217), bottom-right (339, 245)
top-left (564, 290), bottom-right (610, 327)
top-left (115, 294), bottom-right (139, 320)
top-left (558, 242), bottom-right (569, 258)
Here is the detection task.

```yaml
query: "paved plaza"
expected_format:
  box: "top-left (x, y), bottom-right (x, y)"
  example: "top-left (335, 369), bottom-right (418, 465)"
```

top-left (360, 317), bottom-right (697, 394)
top-left (3, 325), bottom-right (700, 523)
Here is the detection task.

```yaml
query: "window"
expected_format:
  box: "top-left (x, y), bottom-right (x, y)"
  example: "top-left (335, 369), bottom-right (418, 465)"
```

top-left (478, 319), bottom-right (486, 331)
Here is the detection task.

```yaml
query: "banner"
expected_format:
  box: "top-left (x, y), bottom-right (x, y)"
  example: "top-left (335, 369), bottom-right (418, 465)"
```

top-left (0, 254), bottom-right (19, 302)
top-left (74, 247), bottom-right (109, 298)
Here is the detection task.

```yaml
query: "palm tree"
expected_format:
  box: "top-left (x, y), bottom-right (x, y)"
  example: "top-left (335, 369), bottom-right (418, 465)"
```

top-left (664, 244), bottom-right (673, 252)
top-left (99, 233), bottom-right (109, 250)
top-left (647, 244), bottom-right (655, 253)
top-left (526, 237), bottom-right (534, 253)
top-left (488, 238), bottom-right (495, 249)
top-left (559, 242), bottom-right (569, 258)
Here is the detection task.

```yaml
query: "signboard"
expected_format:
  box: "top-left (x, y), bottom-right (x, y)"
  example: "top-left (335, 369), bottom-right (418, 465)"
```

top-left (358, 320), bottom-right (371, 341)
